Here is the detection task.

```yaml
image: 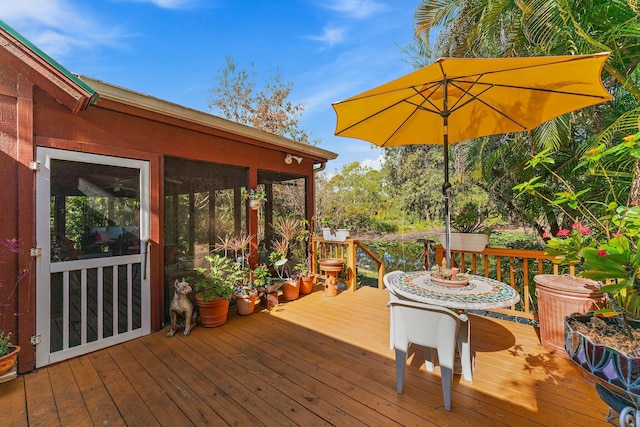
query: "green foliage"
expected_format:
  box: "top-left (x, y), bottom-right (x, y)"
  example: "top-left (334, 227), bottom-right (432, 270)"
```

top-left (316, 162), bottom-right (388, 232)
top-left (0, 331), bottom-right (12, 357)
top-left (252, 264), bottom-right (272, 287)
top-left (193, 255), bottom-right (247, 301)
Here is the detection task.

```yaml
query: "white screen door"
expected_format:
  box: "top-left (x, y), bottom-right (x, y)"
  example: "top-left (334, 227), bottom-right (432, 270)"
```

top-left (35, 148), bottom-right (150, 367)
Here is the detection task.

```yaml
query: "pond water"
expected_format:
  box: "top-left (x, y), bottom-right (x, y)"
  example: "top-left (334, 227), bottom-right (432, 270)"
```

top-left (356, 239), bottom-right (430, 274)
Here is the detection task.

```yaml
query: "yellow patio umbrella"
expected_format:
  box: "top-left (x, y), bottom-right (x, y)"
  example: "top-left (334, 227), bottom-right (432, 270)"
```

top-left (332, 53), bottom-right (613, 268)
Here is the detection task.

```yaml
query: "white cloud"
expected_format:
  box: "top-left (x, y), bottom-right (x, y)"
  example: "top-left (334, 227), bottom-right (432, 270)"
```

top-left (320, 0), bottom-right (387, 19)
top-left (308, 26), bottom-right (347, 47)
top-left (119, 0), bottom-right (199, 9)
top-left (3, 1), bottom-right (128, 59)
top-left (362, 154), bottom-right (385, 170)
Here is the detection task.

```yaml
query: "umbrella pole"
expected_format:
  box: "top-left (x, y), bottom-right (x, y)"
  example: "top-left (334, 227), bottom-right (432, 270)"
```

top-left (443, 136), bottom-right (452, 269)
top-left (442, 78), bottom-right (452, 269)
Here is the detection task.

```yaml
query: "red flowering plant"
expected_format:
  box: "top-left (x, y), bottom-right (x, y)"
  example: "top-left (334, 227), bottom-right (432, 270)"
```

top-left (1, 238), bottom-right (28, 357)
top-left (542, 222), bottom-right (597, 266)
top-left (515, 132), bottom-right (640, 319)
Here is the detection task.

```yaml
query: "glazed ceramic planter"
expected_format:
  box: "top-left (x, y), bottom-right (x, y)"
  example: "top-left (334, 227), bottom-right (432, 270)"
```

top-left (249, 199), bottom-right (261, 210)
top-left (564, 313), bottom-right (640, 408)
top-left (439, 232), bottom-right (489, 252)
top-left (195, 293), bottom-right (230, 327)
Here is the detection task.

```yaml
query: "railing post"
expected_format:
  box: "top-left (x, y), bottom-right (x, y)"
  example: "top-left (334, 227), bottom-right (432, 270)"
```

top-left (346, 239), bottom-right (357, 291)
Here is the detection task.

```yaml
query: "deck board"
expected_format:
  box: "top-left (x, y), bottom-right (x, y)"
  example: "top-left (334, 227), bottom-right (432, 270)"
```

top-left (0, 286), bottom-right (611, 426)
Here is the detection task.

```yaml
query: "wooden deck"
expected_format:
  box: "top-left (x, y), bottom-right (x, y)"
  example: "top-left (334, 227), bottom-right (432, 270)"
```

top-left (1, 286), bottom-right (611, 426)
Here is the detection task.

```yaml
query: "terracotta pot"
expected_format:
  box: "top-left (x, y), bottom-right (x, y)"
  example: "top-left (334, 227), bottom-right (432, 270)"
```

top-left (282, 280), bottom-right (300, 301)
top-left (234, 293), bottom-right (258, 316)
top-left (324, 276), bottom-right (339, 297)
top-left (0, 346), bottom-right (20, 376)
top-left (299, 275), bottom-right (314, 295)
top-left (535, 274), bottom-right (604, 358)
top-left (195, 293), bottom-right (230, 327)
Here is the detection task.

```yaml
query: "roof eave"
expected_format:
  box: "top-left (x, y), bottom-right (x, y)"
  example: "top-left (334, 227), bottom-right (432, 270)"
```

top-left (78, 75), bottom-right (338, 163)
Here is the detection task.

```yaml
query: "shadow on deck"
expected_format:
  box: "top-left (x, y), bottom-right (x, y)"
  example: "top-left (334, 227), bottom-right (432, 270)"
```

top-left (1, 286), bottom-right (610, 426)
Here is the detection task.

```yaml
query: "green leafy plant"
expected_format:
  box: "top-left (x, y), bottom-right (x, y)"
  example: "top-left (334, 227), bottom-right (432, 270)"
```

top-left (242, 188), bottom-right (266, 201)
top-left (451, 202), bottom-right (490, 233)
top-left (251, 263), bottom-right (272, 287)
top-left (515, 133), bottom-right (640, 319)
top-left (0, 331), bottom-right (12, 358)
top-left (193, 254), bottom-right (247, 301)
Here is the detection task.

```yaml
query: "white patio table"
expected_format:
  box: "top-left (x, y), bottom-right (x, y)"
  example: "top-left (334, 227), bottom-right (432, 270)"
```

top-left (390, 271), bottom-right (520, 311)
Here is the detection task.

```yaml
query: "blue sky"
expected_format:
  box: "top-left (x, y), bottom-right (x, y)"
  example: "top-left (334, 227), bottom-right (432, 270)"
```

top-left (3, 0), bottom-right (420, 173)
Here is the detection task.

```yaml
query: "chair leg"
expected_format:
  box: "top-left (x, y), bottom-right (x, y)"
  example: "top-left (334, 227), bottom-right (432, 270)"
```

top-left (395, 348), bottom-right (407, 394)
top-left (458, 322), bottom-right (473, 383)
top-left (440, 365), bottom-right (453, 411)
top-left (419, 345), bottom-right (435, 372)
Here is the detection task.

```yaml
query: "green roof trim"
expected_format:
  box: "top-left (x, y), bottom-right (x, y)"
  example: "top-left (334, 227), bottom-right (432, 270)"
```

top-left (0, 19), bottom-right (95, 96)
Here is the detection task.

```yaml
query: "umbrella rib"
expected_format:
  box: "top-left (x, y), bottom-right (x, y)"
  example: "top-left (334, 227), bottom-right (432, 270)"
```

top-left (452, 78), bottom-right (610, 100)
top-left (335, 82), bottom-right (444, 136)
top-left (446, 54), bottom-right (607, 83)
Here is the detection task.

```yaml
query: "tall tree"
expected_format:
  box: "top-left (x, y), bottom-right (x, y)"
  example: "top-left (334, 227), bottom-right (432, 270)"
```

top-left (208, 56), bottom-right (317, 145)
top-left (412, 0), bottom-right (640, 234)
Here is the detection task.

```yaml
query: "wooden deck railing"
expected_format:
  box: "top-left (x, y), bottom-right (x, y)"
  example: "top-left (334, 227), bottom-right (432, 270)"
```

top-left (434, 244), bottom-right (574, 319)
top-left (310, 237), bottom-right (385, 291)
top-left (310, 236), bottom-right (573, 320)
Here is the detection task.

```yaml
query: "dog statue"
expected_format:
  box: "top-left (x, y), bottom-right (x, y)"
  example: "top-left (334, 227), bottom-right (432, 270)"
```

top-left (167, 278), bottom-right (195, 337)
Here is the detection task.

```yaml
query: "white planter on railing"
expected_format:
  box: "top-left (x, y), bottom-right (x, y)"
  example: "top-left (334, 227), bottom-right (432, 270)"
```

top-left (322, 228), bottom-right (350, 242)
top-left (439, 232), bottom-right (489, 252)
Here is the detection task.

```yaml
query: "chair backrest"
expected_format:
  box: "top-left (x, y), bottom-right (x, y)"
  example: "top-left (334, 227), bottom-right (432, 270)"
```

top-left (383, 270), bottom-right (404, 299)
top-left (387, 300), bottom-right (468, 354)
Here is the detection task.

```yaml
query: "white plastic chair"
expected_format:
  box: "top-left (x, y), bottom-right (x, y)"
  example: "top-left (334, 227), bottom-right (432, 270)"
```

top-left (383, 270), bottom-right (405, 300)
top-left (387, 299), bottom-right (472, 411)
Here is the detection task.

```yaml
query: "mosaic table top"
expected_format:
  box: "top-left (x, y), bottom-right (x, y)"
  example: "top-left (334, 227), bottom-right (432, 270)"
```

top-left (391, 271), bottom-right (521, 310)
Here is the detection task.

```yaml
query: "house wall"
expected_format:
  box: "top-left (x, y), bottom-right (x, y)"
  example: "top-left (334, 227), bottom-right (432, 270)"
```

top-left (2, 71), bottom-right (317, 372)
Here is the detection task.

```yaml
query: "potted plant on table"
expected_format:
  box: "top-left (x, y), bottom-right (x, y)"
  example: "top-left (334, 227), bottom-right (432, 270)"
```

top-left (440, 202), bottom-right (491, 252)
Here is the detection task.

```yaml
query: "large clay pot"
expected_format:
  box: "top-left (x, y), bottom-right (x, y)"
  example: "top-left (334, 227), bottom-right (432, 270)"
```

top-left (281, 279), bottom-right (300, 301)
top-left (299, 275), bottom-right (314, 295)
top-left (0, 346), bottom-right (20, 377)
top-left (234, 293), bottom-right (258, 316)
top-left (195, 293), bottom-right (230, 327)
top-left (535, 274), bottom-right (604, 358)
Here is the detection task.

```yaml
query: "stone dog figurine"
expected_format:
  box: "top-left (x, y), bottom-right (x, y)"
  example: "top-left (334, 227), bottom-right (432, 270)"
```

top-left (167, 278), bottom-right (195, 337)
